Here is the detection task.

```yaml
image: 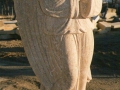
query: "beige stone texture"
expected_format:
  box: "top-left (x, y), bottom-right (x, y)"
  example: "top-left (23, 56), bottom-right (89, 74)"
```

top-left (105, 8), bottom-right (117, 19)
top-left (14, 0), bottom-right (102, 90)
top-left (0, 21), bottom-right (4, 27)
top-left (0, 24), bottom-right (17, 31)
top-left (98, 21), bottom-right (120, 34)
top-left (0, 24), bottom-right (18, 34)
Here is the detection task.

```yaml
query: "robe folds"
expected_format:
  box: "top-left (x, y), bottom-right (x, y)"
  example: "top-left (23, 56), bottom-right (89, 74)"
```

top-left (14, 0), bottom-right (102, 90)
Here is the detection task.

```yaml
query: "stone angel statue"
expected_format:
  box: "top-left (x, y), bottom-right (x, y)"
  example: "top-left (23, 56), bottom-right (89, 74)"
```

top-left (14, 0), bottom-right (102, 90)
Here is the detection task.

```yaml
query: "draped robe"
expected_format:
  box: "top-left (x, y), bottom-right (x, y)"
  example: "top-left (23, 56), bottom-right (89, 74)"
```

top-left (14, 0), bottom-right (102, 90)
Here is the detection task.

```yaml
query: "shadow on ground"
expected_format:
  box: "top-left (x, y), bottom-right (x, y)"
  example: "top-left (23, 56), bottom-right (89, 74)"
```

top-left (92, 30), bottom-right (120, 77)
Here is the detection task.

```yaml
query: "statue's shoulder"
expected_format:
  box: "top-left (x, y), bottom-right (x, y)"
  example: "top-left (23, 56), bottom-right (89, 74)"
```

top-left (39, 0), bottom-right (102, 18)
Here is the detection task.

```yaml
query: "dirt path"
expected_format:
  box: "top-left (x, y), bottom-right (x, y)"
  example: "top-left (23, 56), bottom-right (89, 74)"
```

top-left (0, 74), bottom-right (120, 90)
top-left (0, 62), bottom-right (120, 90)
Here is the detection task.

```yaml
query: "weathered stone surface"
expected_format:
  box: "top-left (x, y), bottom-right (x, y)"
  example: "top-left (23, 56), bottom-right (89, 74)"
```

top-left (14, 0), bottom-right (102, 90)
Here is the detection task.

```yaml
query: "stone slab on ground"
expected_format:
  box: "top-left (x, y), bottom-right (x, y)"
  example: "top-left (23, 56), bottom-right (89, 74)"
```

top-left (98, 21), bottom-right (120, 34)
top-left (105, 8), bottom-right (117, 19)
top-left (0, 24), bottom-right (18, 31)
top-left (0, 23), bottom-right (19, 39)
top-left (3, 20), bottom-right (17, 24)
top-left (0, 21), bottom-right (19, 35)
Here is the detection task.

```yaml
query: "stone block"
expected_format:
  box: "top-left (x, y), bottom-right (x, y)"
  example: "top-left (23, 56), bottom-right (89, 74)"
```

top-left (98, 21), bottom-right (120, 34)
top-left (0, 24), bottom-right (18, 34)
top-left (105, 8), bottom-right (117, 19)
top-left (98, 22), bottom-right (111, 34)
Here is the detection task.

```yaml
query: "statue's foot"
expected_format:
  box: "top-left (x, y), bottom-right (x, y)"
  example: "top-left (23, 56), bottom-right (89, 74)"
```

top-left (87, 75), bottom-right (92, 82)
top-left (87, 70), bottom-right (92, 82)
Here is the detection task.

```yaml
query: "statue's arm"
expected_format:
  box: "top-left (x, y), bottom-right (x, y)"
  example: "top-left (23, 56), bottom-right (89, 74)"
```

top-left (79, 0), bottom-right (102, 18)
